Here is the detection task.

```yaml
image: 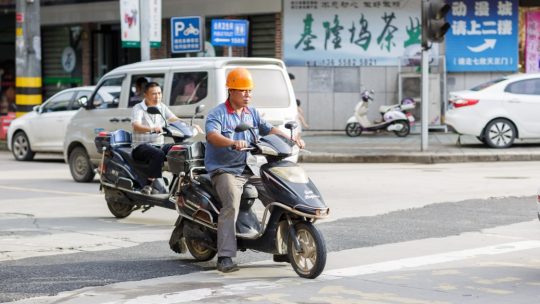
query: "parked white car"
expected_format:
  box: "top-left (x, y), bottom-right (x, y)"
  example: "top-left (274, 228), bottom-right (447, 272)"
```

top-left (537, 187), bottom-right (540, 222)
top-left (446, 73), bottom-right (540, 148)
top-left (7, 86), bottom-right (95, 160)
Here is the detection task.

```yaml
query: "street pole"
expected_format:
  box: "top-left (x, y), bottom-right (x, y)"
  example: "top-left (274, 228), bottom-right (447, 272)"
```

top-left (15, 0), bottom-right (42, 117)
top-left (140, 0), bottom-right (150, 61)
top-left (421, 48), bottom-right (429, 151)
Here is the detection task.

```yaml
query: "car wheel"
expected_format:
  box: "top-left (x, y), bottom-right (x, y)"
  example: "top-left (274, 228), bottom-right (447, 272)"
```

top-left (69, 146), bottom-right (96, 182)
top-left (11, 131), bottom-right (35, 161)
top-left (483, 118), bottom-right (516, 149)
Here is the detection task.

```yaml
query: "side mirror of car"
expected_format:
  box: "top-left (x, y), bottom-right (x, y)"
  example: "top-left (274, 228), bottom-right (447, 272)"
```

top-left (33, 105), bottom-right (42, 114)
top-left (77, 96), bottom-right (88, 107)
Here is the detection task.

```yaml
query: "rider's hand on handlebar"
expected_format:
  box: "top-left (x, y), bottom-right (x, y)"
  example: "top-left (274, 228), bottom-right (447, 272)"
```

top-left (231, 140), bottom-right (248, 151)
top-left (295, 138), bottom-right (306, 149)
top-left (151, 126), bottom-right (163, 134)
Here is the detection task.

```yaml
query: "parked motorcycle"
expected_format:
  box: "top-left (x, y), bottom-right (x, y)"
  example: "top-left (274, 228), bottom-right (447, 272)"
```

top-left (94, 105), bottom-right (204, 218)
top-left (345, 90), bottom-right (415, 137)
top-left (168, 122), bottom-right (329, 279)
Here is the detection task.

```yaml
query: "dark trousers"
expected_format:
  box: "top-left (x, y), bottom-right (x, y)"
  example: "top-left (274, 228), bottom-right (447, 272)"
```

top-left (132, 143), bottom-right (173, 178)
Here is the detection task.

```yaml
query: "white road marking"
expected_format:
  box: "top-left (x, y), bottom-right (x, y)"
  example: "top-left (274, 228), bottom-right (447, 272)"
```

top-left (85, 240), bottom-right (540, 304)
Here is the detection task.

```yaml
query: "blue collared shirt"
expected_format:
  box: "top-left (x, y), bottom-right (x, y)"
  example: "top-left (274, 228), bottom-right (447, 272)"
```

top-left (205, 100), bottom-right (273, 176)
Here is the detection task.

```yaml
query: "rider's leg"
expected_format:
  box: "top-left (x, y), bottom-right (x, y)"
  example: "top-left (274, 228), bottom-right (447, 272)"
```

top-left (211, 172), bottom-right (248, 258)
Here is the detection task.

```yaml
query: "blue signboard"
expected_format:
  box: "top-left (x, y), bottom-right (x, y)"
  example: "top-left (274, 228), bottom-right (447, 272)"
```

top-left (211, 19), bottom-right (249, 47)
top-left (446, 0), bottom-right (518, 72)
top-left (170, 16), bottom-right (203, 53)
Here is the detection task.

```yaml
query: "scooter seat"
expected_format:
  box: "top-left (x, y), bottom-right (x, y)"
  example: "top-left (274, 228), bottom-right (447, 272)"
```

top-left (379, 104), bottom-right (399, 113)
top-left (116, 147), bottom-right (153, 173)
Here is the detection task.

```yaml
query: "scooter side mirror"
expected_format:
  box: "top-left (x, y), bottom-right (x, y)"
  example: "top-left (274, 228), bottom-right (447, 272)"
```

top-left (147, 106), bottom-right (168, 127)
top-left (285, 121), bottom-right (298, 140)
top-left (194, 104), bottom-right (205, 114)
top-left (147, 106), bottom-right (161, 115)
top-left (234, 123), bottom-right (252, 133)
top-left (234, 123), bottom-right (259, 143)
top-left (191, 104), bottom-right (205, 126)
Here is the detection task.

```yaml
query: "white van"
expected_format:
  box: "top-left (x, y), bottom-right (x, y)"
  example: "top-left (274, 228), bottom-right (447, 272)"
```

top-left (63, 57), bottom-right (298, 182)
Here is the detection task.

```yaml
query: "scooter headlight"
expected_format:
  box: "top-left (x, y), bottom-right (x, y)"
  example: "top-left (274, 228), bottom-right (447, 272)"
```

top-left (259, 145), bottom-right (279, 156)
top-left (269, 166), bottom-right (309, 183)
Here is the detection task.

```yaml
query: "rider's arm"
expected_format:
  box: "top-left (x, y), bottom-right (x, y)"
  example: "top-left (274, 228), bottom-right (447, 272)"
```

top-left (133, 121), bottom-right (160, 133)
top-left (269, 127), bottom-right (305, 149)
top-left (132, 104), bottom-right (161, 133)
top-left (207, 131), bottom-right (247, 150)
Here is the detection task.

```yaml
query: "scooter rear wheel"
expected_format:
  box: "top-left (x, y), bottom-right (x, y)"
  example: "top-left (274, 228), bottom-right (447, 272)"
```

top-left (345, 123), bottom-right (362, 137)
top-left (186, 239), bottom-right (217, 262)
top-left (104, 187), bottom-right (133, 218)
top-left (106, 200), bottom-right (133, 218)
top-left (287, 222), bottom-right (326, 279)
top-left (393, 120), bottom-right (410, 137)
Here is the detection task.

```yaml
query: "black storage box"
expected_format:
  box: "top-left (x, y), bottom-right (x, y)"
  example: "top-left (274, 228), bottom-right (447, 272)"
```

top-left (94, 132), bottom-right (111, 152)
top-left (167, 142), bottom-right (205, 173)
top-left (94, 129), bottom-right (132, 152)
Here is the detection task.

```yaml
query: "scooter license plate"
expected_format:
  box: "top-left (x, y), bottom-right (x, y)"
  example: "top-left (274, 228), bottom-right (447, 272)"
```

top-left (407, 113), bottom-right (415, 122)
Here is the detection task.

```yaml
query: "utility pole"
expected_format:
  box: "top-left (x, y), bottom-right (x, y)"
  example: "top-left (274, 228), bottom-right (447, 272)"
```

top-left (139, 0), bottom-right (150, 61)
top-left (15, 0), bottom-right (41, 117)
top-left (420, 0), bottom-right (450, 151)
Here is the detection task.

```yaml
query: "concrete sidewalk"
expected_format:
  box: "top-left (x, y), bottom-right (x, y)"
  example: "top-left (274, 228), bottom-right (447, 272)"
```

top-left (2, 131), bottom-right (540, 164)
top-left (299, 131), bottom-right (540, 163)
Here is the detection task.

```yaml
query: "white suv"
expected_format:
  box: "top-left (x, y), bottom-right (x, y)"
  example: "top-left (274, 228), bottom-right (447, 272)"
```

top-left (64, 57), bottom-right (299, 182)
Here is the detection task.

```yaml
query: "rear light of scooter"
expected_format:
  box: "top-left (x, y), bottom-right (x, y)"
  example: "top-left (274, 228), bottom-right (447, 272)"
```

top-left (451, 98), bottom-right (479, 108)
top-left (170, 145), bottom-right (186, 152)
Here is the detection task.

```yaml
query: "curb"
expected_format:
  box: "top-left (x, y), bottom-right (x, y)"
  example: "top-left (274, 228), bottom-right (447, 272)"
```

top-left (299, 152), bottom-right (540, 164)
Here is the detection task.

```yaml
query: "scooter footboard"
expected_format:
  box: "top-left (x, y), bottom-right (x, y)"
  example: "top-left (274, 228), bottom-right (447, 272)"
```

top-left (237, 207), bottom-right (285, 253)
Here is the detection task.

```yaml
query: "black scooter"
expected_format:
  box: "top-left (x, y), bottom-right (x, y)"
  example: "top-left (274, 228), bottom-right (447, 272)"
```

top-left (94, 106), bottom-right (204, 218)
top-left (168, 122), bottom-right (330, 279)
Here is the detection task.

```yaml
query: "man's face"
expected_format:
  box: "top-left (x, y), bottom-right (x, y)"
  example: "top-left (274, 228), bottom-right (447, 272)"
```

top-left (145, 86), bottom-right (162, 105)
top-left (229, 89), bottom-right (252, 108)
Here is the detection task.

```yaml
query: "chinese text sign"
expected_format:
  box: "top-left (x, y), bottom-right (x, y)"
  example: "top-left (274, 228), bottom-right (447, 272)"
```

top-left (283, 0), bottom-right (435, 67)
top-left (446, 0), bottom-right (518, 72)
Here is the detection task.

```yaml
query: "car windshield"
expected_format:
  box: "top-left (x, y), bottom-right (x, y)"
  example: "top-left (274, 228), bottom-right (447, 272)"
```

top-left (470, 77), bottom-right (507, 91)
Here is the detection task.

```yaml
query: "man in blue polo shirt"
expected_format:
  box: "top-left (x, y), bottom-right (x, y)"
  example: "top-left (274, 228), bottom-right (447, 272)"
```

top-left (205, 67), bottom-right (304, 273)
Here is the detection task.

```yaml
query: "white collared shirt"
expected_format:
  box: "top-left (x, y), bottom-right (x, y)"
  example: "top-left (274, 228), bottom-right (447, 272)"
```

top-left (131, 100), bottom-right (175, 147)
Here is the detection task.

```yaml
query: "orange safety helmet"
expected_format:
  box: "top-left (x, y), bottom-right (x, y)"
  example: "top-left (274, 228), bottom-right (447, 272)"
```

top-left (226, 67), bottom-right (254, 90)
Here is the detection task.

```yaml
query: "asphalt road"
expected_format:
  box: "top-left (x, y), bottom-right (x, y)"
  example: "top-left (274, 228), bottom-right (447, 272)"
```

top-left (1, 151), bottom-right (540, 303)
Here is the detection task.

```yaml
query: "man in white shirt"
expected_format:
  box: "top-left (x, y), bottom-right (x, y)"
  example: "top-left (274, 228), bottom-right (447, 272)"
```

top-left (131, 82), bottom-right (179, 195)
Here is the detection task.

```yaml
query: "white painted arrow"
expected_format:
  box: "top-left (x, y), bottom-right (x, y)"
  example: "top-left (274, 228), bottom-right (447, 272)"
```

top-left (467, 39), bottom-right (497, 53)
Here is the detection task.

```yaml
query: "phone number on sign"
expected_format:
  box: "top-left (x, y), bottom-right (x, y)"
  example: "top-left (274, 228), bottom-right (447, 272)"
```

top-left (305, 58), bottom-right (378, 67)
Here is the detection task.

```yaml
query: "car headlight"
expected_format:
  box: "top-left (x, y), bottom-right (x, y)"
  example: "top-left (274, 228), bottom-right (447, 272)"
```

top-left (269, 166), bottom-right (309, 183)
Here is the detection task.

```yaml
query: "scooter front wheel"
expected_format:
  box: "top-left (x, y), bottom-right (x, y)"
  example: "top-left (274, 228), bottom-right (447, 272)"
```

top-left (287, 222), bottom-right (326, 279)
top-left (345, 123), bottom-right (362, 137)
top-left (393, 120), bottom-right (410, 137)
